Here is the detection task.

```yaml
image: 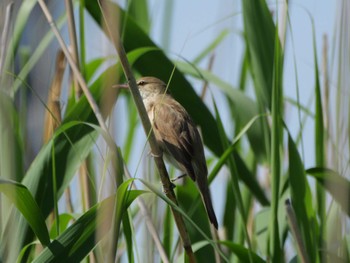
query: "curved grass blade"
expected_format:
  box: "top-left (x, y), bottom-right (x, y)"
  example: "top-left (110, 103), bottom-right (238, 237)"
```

top-left (207, 114), bottom-right (269, 206)
top-left (0, 121), bottom-right (100, 262)
top-left (268, 14), bottom-right (284, 263)
top-left (49, 213), bottom-right (77, 239)
top-left (85, 57), bottom-right (106, 83)
top-left (213, 99), bottom-right (253, 262)
top-left (288, 134), bottom-right (318, 263)
top-left (16, 241), bottom-right (40, 263)
top-left (242, 0), bottom-right (276, 109)
top-left (33, 180), bottom-right (146, 262)
top-left (306, 167), bottom-right (350, 217)
top-left (193, 29), bottom-right (229, 64)
top-left (0, 178), bottom-right (50, 246)
top-left (127, 0), bottom-right (150, 34)
top-left (311, 16), bottom-right (326, 255)
top-left (219, 241), bottom-right (266, 263)
top-left (122, 212), bottom-right (134, 263)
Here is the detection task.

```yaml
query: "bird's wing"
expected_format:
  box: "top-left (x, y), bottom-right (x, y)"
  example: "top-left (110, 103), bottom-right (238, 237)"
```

top-left (152, 97), bottom-right (197, 180)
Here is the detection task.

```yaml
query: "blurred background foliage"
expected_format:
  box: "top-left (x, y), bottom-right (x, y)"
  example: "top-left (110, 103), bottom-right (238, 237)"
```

top-left (0, 0), bottom-right (349, 262)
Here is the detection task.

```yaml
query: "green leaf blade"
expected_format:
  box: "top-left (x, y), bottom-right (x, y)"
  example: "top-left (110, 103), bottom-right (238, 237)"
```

top-left (0, 179), bottom-right (50, 246)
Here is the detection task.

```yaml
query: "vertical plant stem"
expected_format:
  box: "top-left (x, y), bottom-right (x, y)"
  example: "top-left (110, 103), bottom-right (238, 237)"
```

top-left (269, 23), bottom-right (282, 262)
top-left (65, 0), bottom-right (82, 98)
top-left (278, 0), bottom-right (288, 50)
top-left (200, 53), bottom-right (215, 100)
top-left (79, 163), bottom-right (90, 211)
top-left (230, 162), bottom-right (253, 263)
top-left (43, 50), bottom-right (65, 143)
top-left (43, 49), bottom-right (69, 229)
top-left (51, 137), bottom-right (59, 235)
top-left (65, 2), bottom-right (93, 234)
top-left (322, 35), bottom-right (330, 165)
top-left (123, 97), bottom-right (138, 162)
top-left (0, 2), bottom-right (13, 78)
top-left (79, 0), bottom-right (86, 78)
top-left (312, 19), bottom-right (326, 257)
top-left (287, 14), bottom-right (306, 161)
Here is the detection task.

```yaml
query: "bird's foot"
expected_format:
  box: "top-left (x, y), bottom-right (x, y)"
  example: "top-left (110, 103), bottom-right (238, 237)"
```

top-left (162, 181), bottom-right (176, 194)
top-left (170, 182), bottom-right (176, 189)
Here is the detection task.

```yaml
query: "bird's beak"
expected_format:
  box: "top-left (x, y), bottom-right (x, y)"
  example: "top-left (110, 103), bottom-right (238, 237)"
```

top-left (112, 83), bottom-right (129, 89)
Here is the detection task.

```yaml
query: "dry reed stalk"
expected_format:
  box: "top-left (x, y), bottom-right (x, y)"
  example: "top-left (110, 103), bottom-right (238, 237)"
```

top-left (43, 50), bottom-right (65, 143)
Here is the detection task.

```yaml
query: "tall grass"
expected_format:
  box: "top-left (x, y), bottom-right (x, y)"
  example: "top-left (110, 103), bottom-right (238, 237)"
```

top-left (0, 1), bottom-right (349, 262)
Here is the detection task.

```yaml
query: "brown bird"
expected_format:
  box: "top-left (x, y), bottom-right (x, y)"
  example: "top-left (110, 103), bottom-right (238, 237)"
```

top-left (127, 76), bottom-right (218, 229)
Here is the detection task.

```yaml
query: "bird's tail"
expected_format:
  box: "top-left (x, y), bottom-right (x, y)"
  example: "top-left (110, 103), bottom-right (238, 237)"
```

top-left (197, 179), bottom-right (218, 229)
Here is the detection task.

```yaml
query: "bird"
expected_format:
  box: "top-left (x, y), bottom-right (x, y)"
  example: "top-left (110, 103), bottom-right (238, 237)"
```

top-left (133, 76), bottom-right (218, 229)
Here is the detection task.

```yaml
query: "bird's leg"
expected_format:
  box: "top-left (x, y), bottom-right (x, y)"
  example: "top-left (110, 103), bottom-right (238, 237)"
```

top-left (171, 173), bottom-right (187, 182)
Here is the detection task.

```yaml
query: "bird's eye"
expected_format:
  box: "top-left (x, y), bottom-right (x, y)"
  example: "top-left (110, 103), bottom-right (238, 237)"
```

top-left (138, 80), bottom-right (146, 86)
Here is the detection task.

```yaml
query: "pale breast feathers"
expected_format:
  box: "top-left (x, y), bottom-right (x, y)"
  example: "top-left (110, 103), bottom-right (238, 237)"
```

top-left (148, 96), bottom-right (198, 178)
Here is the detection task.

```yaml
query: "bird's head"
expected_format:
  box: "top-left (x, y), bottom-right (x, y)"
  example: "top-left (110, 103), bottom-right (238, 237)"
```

top-left (113, 76), bottom-right (168, 100)
top-left (136, 77), bottom-right (167, 100)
